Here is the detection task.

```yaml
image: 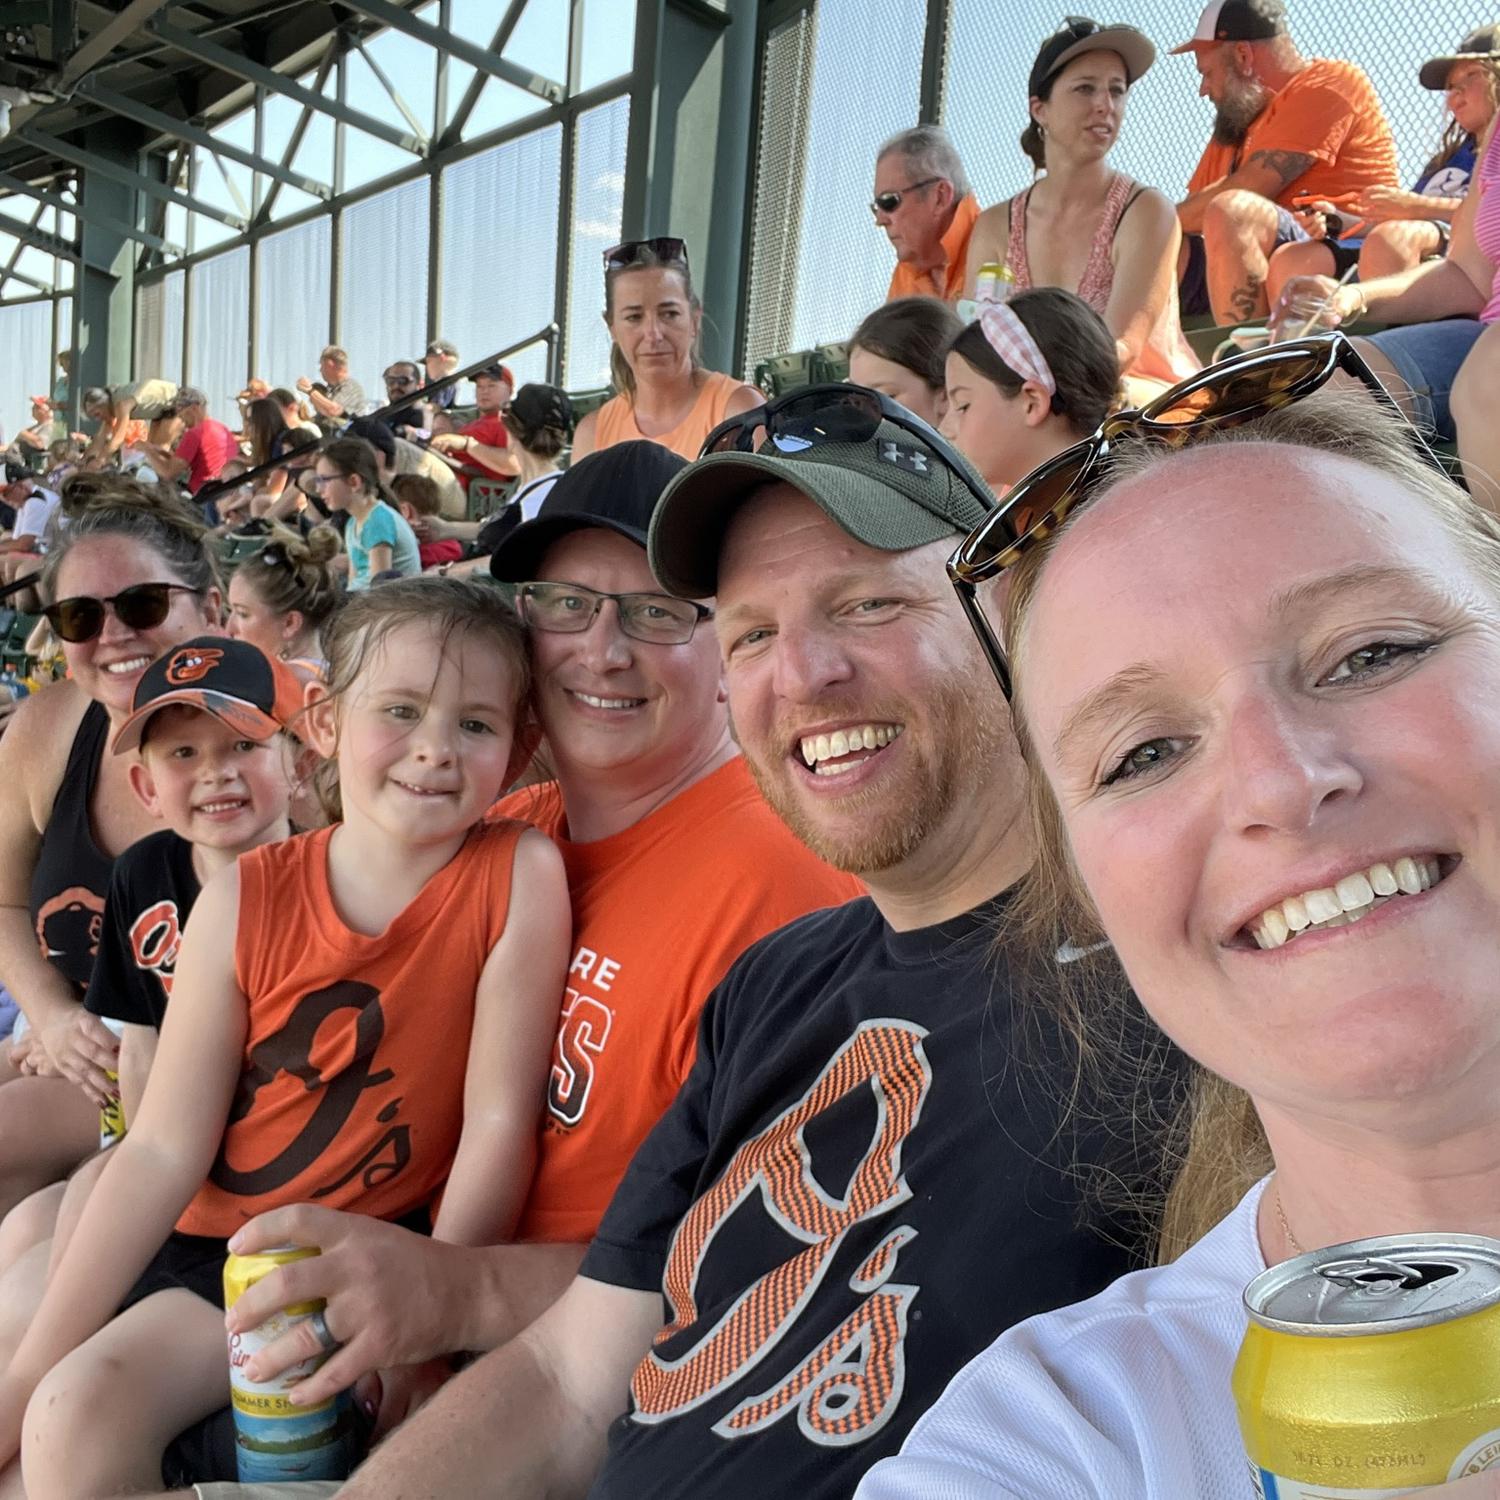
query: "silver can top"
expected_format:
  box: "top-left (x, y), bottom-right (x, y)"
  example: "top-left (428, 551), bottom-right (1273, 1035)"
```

top-left (1245, 1233), bottom-right (1500, 1336)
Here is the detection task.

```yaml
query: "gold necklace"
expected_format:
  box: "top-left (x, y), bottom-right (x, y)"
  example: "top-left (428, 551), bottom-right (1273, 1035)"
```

top-left (1274, 1182), bottom-right (1305, 1257)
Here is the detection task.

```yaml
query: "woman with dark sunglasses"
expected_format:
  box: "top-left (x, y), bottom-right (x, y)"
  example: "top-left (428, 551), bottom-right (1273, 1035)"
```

top-left (964, 18), bottom-right (1199, 403)
top-left (0, 489), bottom-right (220, 1224)
top-left (571, 238), bottom-right (764, 463)
top-left (859, 376), bottom-right (1500, 1498)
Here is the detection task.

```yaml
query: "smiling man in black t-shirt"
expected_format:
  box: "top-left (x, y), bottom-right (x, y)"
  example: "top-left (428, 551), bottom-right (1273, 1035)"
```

top-left (293, 408), bottom-right (1170, 1500)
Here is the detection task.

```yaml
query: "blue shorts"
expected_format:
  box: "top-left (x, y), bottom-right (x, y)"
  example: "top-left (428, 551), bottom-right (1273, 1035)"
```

top-left (1180, 205), bottom-right (1310, 318)
top-left (1361, 318), bottom-right (1485, 440)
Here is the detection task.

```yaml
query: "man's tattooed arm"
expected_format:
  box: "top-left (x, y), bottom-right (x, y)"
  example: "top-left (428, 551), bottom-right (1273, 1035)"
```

top-left (1244, 148), bottom-right (1316, 191)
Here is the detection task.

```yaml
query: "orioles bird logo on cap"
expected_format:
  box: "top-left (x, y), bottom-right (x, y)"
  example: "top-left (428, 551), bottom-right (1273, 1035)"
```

top-left (164, 646), bottom-right (224, 685)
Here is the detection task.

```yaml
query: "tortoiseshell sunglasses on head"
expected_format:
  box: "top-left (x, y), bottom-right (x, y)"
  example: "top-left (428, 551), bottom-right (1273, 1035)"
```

top-left (947, 334), bottom-right (1447, 700)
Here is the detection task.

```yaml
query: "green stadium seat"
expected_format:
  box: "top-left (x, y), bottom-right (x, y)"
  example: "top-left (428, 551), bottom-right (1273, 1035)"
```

top-left (567, 388), bottom-right (612, 423)
top-left (217, 532), bottom-right (270, 572)
top-left (0, 609), bottom-right (41, 676)
top-left (754, 350), bottom-right (815, 397)
top-left (811, 342), bottom-right (851, 385)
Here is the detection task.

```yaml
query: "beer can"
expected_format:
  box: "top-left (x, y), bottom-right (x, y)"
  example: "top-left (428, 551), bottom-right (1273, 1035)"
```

top-left (223, 1245), bottom-right (355, 1484)
top-left (98, 1017), bottom-right (126, 1149)
top-left (1233, 1233), bottom-right (1500, 1496)
top-left (975, 262), bottom-right (1016, 305)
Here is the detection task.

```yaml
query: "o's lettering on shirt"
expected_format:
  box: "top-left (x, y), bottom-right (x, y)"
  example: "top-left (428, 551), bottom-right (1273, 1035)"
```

top-left (544, 946), bottom-right (625, 1130)
top-left (129, 899), bottom-right (182, 997)
top-left (630, 1020), bottom-right (932, 1449)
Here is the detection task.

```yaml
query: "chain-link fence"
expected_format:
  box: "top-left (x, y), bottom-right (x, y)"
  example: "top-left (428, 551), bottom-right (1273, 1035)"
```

top-left (945, 0), bottom-right (1471, 207)
top-left (742, 0), bottom-right (927, 375)
top-left (744, 0), bottom-right (1480, 374)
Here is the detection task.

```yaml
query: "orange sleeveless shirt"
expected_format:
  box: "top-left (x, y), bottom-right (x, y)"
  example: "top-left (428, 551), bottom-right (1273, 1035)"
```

top-left (593, 370), bottom-right (746, 461)
top-left (177, 818), bottom-right (526, 1238)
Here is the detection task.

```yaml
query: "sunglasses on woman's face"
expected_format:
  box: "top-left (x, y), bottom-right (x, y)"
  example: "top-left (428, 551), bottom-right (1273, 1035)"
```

top-left (43, 582), bottom-right (202, 645)
top-left (602, 236), bottom-right (689, 273)
top-left (948, 333), bottom-right (1448, 699)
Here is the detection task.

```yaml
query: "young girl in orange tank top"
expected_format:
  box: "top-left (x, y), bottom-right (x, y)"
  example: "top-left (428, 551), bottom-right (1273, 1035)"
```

top-left (0, 578), bottom-right (571, 1493)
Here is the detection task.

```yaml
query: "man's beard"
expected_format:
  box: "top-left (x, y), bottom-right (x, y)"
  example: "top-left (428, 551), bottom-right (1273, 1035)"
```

top-left (1212, 74), bottom-right (1270, 145)
top-left (738, 661), bottom-right (1021, 878)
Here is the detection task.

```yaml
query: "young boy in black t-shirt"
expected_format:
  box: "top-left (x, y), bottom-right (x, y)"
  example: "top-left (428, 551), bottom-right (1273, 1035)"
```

top-left (45, 637), bottom-right (303, 1266)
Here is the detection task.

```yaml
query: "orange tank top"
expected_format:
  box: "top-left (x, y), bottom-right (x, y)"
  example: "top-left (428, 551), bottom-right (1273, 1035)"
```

top-left (177, 818), bottom-right (526, 1238)
top-left (593, 370), bottom-right (746, 461)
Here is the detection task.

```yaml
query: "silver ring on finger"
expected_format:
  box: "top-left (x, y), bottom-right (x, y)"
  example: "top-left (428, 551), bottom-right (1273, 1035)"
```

top-left (308, 1309), bottom-right (341, 1353)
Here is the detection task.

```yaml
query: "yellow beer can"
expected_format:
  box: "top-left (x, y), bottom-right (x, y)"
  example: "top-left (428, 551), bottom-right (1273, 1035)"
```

top-left (1234, 1234), bottom-right (1500, 1496)
top-left (223, 1245), bottom-right (354, 1484)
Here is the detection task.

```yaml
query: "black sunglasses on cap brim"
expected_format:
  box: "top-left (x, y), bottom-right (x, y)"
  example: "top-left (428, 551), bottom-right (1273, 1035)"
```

top-left (948, 333), bottom-right (1449, 701)
top-left (698, 381), bottom-right (990, 502)
top-left (602, 237), bottom-right (689, 273)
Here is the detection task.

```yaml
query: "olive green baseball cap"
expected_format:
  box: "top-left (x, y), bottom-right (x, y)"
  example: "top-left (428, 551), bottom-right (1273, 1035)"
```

top-left (647, 419), bottom-right (993, 599)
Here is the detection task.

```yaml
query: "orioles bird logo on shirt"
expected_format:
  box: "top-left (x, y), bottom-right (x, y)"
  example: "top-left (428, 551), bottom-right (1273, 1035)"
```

top-left (164, 646), bottom-right (224, 685)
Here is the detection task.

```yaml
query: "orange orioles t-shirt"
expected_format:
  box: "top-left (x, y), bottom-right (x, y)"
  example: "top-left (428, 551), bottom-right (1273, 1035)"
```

top-left (176, 818), bottom-right (527, 1238)
top-left (497, 757), bottom-right (863, 1244)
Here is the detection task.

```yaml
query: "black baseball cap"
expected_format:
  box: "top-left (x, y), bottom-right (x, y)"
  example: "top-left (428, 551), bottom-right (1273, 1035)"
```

top-left (648, 421), bottom-right (991, 600)
top-left (1171, 0), bottom-right (1286, 52)
top-left (489, 441), bottom-right (688, 583)
top-left (1420, 26), bottom-right (1500, 89)
top-left (1029, 17), bottom-right (1156, 96)
top-left (473, 363), bottom-right (515, 385)
top-left (113, 636), bottom-right (304, 755)
top-left (507, 383), bottom-right (574, 435)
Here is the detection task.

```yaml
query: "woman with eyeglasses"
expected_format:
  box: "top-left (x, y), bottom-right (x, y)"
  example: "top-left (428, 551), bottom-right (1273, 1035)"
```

top-left (571, 238), bottom-right (764, 462)
top-left (964, 18), bottom-right (1199, 403)
top-left (0, 488), bottom-right (220, 1221)
top-left (857, 346), bottom-right (1500, 1499)
top-left (940, 287), bottom-right (1120, 496)
top-left (314, 437), bottom-right (419, 590)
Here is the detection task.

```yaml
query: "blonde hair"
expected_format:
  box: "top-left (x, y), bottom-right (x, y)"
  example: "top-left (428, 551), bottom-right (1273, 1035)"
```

top-left (999, 388), bottom-right (1500, 1260)
top-left (313, 576), bottom-right (533, 822)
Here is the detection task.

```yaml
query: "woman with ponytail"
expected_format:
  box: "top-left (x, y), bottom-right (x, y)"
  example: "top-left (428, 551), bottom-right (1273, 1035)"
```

top-left (572, 238), bottom-right (763, 462)
top-left (964, 17), bottom-right (1198, 400)
top-left (226, 523), bottom-right (342, 664)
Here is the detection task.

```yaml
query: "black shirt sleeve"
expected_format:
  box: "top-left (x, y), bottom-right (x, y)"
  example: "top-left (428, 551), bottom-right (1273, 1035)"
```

top-left (581, 983), bottom-right (724, 1293)
top-left (84, 859), bottom-right (160, 1027)
top-left (81, 832), bottom-right (198, 1031)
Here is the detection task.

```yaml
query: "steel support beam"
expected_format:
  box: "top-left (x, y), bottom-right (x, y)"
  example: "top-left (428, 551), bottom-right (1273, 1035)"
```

top-left (439, 0), bottom-right (529, 148)
top-left (150, 19), bottom-right (426, 153)
top-left (0, 170), bottom-right (178, 254)
top-left (83, 84), bottom-right (334, 199)
top-left (340, 0), bottom-right (564, 104)
top-left (53, 0), bottom-right (173, 93)
top-left (0, 220), bottom-right (78, 263)
top-left (18, 127), bottom-right (249, 228)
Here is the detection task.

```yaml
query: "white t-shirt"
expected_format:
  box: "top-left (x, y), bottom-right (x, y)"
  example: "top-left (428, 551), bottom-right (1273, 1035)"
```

top-left (855, 1180), bottom-right (1267, 1500)
top-left (13, 488), bottom-right (60, 548)
top-left (513, 471), bottom-right (559, 523)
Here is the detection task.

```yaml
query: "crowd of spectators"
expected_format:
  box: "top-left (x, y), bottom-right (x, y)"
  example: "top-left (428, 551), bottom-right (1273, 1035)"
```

top-left (0, 4), bottom-right (1499, 1498)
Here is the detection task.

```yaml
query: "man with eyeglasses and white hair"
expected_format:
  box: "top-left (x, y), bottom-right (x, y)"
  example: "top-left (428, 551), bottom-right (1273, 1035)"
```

top-left (874, 123), bottom-right (980, 304)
